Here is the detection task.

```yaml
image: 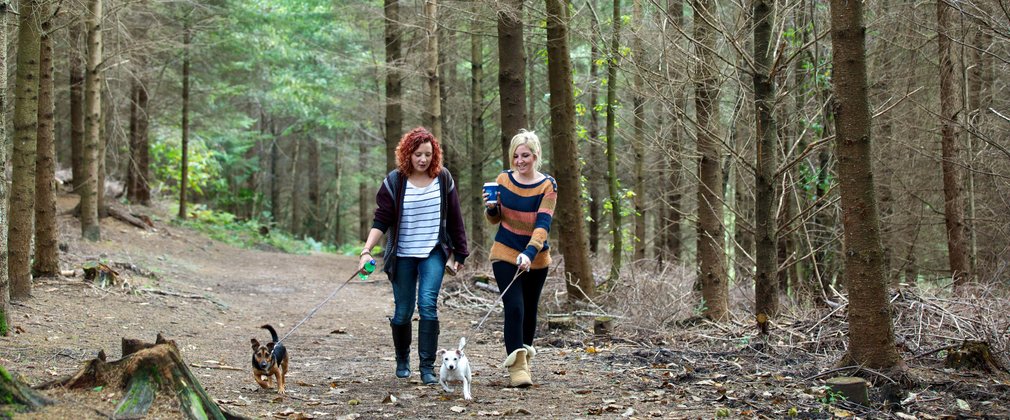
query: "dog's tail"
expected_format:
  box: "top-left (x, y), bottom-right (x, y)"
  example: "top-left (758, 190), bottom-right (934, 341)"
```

top-left (261, 324), bottom-right (280, 343)
top-left (458, 337), bottom-right (466, 351)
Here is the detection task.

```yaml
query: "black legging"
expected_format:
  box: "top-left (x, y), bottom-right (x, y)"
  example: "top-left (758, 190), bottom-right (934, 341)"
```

top-left (492, 261), bottom-right (548, 355)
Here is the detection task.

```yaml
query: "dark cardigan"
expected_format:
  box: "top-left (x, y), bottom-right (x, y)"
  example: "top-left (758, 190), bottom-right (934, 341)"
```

top-left (370, 167), bottom-right (469, 277)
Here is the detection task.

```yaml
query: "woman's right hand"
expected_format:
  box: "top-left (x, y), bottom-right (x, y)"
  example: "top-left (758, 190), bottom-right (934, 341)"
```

top-left (482, 191), bottom-right (499, 209)
top-left (358, 253), bottom-right (372, 272)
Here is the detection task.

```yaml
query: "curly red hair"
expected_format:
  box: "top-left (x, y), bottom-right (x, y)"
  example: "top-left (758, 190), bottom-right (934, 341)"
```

top-left (395, 127), bottom-right (442, 178)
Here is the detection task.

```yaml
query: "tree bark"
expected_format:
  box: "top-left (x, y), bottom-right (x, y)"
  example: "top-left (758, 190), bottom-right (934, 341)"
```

top-left (0, 0), bottom-right (10, 335)
top-left (469, 9), bottom-right (486, 261)
top-left (937, 0), bottom-right (970, 288)
top-left (178, 22), bottom-right (191, 220)
top-left (663, 0), bottom-right (685, 264)
top-left (694, 0), bottom-right (728, 320)
top-left (359, 140), bottom-right (369, 240)
top-left (631, 0), bottom-right (646, 262)
top-left (0, 365), bottom-right (54, 412)
top-left (424, 0), bottom-right (441, 141)
top-left (70, 25), bottom-right (85, 194)
top-left (496, 0), bottom-right (527, 169)
top-left (33, 2), bottom-right (60, 278)
top-left (384, 0), bottom-right (401, 172)
top-left (587, 4), bottom-right (602, 254)
top-left (606, 0), bottom-right (623, 280)
top-left (81, 0), bottom-right (103, 239)
top-left (10, 0), bottom-right (43, 300)
top-left (546, 0), bottom-right (595, 302)
top-left (270, 125), bottom-right (281, 226)
top-left (829, 0), bottom-right (904, 371)
top-left (752, 0), bottom-right (779, 320)
top-left (289, 138), bottom-right (303, 237)
top-left (333, 141), bottom-right (344, 244)
top-left (128, 77), bottom-right (151, 206)
top-left (308, 137), bottom-right (321, 240)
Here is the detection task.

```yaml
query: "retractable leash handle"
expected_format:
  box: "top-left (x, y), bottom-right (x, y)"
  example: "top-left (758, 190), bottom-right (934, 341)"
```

top-left (277, 260), bottom-right (375, 344)
top-left (473, 267), bottom-right (525, 331)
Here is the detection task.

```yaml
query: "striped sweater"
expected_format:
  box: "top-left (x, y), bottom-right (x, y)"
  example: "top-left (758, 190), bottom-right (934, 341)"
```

top-left (485, 170), bottom-right (557, 269)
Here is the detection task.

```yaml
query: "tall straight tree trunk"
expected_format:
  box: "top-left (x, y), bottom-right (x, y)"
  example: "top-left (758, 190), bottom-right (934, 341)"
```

top-left (0, 0), bottom-right (11, 334)
top-left (81, 0), bottom-right (102, 240)
top-left (127, 81), bottom-right (139, 202)
top-left (384, 0), bottom-right (402, 171)
top-left (606, 0), bottom-right (623, 280)
top-left (752, 0), bottom-right (779, 320)
top-left (358, 140), bottom-right (369, 240)
top-left (70, 26), bottom-right (85, 194)
top-left (664, 0), bottom-right (685, 263)
top-left (424, 0), bottom-right (441, 140)
top-left (694, 0), bottom-right (728, 320)
top-left (289, 139), bottom-right (303, 237)
top-left (936, 0), bottom-right (970, 288)
top-left (178, 23), bottom-right (191, 220)
top-left (587, 4), bottom-right (602, 254)
top-left (129, 79), bottom-right (151, 205)
top-left (333, 142), bottom-right (344, 244)
top-left (546, 0), bottom-right (595, 301)
top-left (631, 0), bottom-right (646, 262)
top-left (469, 10), bottom-right (486, 261)
top-left (439, 27), bottom-right (454, 169)
top-left (33, 4), bottom-right (60, 278)
top-left (270, 127), bottom-right (281, 226)
top-left (308, 138), bottom-right (321, 240)
top-left (9, 0), bottom-right (43, 299)
top-left (496, 0), bottom-right (527, 168)
top-left (829, 0), bottom-right (903, 371)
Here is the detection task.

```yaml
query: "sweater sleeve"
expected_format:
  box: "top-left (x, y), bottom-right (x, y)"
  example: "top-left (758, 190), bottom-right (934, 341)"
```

top-left (371, 172), bottom-right (397, 233)
top-left (522, 177), bottom-right (557, 260)
top-left (443, 169), bottom-right (470, 264)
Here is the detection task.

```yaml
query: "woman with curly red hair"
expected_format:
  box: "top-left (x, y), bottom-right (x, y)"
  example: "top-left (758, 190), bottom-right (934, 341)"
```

top-left (358, 127), bottom-right (469, 384)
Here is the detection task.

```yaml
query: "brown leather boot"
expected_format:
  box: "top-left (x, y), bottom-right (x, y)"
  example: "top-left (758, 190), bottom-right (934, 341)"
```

top-left (502, 348), bottom-right (532, 388)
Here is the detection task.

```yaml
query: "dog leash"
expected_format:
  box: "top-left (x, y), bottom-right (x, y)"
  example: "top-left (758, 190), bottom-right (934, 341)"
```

top-left (276, 267), bottom-right (366, 345)
top-left (473, 267), bottom-right (525, 331)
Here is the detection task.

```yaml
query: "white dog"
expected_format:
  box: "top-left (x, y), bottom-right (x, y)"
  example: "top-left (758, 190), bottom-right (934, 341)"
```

top-left (436, 337), bottom-right (472, 400)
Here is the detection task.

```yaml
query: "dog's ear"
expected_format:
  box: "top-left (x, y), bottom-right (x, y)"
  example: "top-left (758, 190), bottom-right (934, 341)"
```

top-left (436, 349), bottom-right (446, 357)
top-left (251, 338), bottom-right (260, 350)
top-left (455, 349), bottom-right (462, 357)
top-left (267, 342), bottom-right (276, 351)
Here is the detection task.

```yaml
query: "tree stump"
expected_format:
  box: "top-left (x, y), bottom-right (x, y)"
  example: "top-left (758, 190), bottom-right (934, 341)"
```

top-left (39, 333), bottom-right (246, 420)
top-left (547, 314), bottom-right (576, 331)
top-left (0, 365), bottom-right (54, 415)
top-left (826, 376), bottom-right (870, 406)
top-left (593, 316), bottom-right (614, 338)
top-left (945, 340), bottom-right (1006, 373)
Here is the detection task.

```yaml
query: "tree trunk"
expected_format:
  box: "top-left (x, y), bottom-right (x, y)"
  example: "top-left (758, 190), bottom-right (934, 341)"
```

top-left (128, 78), bottom-right (151, 206)
top-left (178, 22), bottom-right (191, 220)
top-left (606, 0), bottom-right (623, 280)
top-left (81, 0), bottom-right (102, 240)
top-left (384, 0), bottom-right (401, 172)
top-left (496, 0), bottom-right (527, 169)
top-left (333, 140), bottom-right (344, 244)
top-left (829, 0), bottom-right (904, 371)
top-left (753, 0), bottom-right (779, 320)
top-left (10, 0), bottom-right (43, 300)
top-left (546, 0), bottom-right (595, 302)
top-left (469, 10), bottom-right (486, 261)
top-left (33, 4), bottom-right (60, 278)
top-left (937, 0), bottom-right (970, 288)
top-left (308, 138), bottom-right (321, 240)
top-left (694, 0), bottom-right (728, 320)
top-left (38, 335), bottom-right (242, 419)
top-left (270, 126), bottom-right (281, 226)
top-left (0, 0), bottom-right (9, 335)
top-left (70, 26), bottom-right (85, 194)
top-left (424, 0), bottom-right (441, 141)
top-left (664, 0), bottom-right (685, 264)
top-left (359, 140), bottom-right (369, 240)
top-left (587, 5), bottom-right (601, 254)
top-left (631, 0), bottom-right (646, 262)
top-left (289, 138), bottom-right (303, 237)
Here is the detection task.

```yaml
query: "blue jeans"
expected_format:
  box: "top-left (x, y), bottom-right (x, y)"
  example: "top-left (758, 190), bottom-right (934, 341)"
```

top-left (390, 248), bottom-right (446, 325)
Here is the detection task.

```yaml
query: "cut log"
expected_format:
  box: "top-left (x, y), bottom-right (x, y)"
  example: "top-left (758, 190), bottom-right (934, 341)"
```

top-left (593, 316), bottom-right (614, 338)
top-left (945, 340), bottom-right (1006, 373)
top-left (826, 376), bottom-right (869, 406)
top-left (39, 334), bottom-right (247, 420)
top-left (547, 314), bottom-right (576, 331)
top-left (108, 205), bottom-right (154, 230)
top-left (1, 365), bottom-right (54, 415)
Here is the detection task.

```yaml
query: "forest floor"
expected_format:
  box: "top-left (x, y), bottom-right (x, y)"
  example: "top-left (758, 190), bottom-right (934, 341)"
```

top-left (2, 193), bottom-right (1010, 419)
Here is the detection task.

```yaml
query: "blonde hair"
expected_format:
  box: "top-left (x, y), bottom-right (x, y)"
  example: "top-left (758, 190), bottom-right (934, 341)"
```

top-left (508, 129), bottom-right (542, 172)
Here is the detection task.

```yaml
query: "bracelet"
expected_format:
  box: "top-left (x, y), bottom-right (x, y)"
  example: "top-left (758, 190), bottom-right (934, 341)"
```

top-left (360, 250), bottom-right (371, 257)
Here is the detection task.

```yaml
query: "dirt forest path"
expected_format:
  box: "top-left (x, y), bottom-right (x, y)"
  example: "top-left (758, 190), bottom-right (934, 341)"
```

top-left (2, 196), bottom-right (714, 419)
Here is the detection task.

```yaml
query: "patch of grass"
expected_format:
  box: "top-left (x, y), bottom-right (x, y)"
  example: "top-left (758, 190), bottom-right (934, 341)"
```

top-left (175, 206), bottom-right (339, 255)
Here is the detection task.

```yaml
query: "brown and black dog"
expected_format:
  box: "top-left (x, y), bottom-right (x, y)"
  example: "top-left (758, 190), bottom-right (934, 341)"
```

top-left (251, 324), bottom-right (289, 394)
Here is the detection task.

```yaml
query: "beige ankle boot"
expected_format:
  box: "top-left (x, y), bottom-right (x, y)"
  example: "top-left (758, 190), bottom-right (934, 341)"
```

top-left (523, 344), bottom-right (536, 377)
top-left (502, 348), bottom-right (532, 388)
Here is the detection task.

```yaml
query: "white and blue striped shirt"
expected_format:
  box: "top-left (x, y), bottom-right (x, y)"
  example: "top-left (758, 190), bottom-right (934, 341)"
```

top-left (397, 178), bottom-right (442, 257)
